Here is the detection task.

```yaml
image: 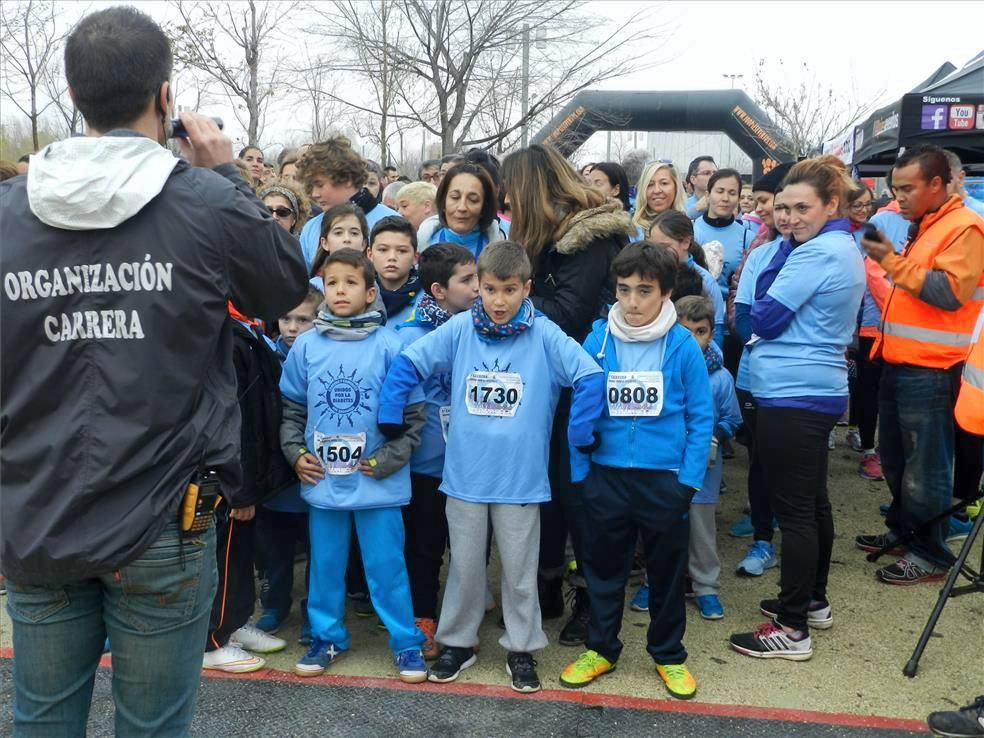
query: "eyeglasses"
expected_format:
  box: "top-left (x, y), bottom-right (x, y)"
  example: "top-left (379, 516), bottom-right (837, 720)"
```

top-left (696, 170), bottom-right (716, 177)
top-left (268, 206), bottom-right (295, 218)
top-left (850, 202), bottom-right (874, 211)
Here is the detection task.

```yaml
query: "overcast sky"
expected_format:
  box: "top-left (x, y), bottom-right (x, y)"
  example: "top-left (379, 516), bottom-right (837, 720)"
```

top-left (6, 1), bottom-right (984, 160)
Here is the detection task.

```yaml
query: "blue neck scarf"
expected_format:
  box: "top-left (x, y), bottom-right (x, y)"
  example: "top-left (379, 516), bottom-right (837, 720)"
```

top-left (755, 218), bottom-right (850, 300)
top-left (435, 226), bottom-right (487, 259)
top-left (471, 298), bottom-right (534, 343)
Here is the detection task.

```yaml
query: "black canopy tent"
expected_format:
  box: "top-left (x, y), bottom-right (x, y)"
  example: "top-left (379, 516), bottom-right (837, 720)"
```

top-left (898, 52), bottom-right (984, 172)
top-left (530, 90), bottom-right (796, 179)
top-left (852, 54), bottom-right (984, 175)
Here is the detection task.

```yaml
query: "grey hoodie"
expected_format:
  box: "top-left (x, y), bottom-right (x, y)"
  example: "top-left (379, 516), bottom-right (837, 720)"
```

top-left (0, 131), bottom-right (308, 585)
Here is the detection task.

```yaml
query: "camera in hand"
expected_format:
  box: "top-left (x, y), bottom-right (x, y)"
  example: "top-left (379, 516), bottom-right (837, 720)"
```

top-left (169, 117), bottom-right (224, 139)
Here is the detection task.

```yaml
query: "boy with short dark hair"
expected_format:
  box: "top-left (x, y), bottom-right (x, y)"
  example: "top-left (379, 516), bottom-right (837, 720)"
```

top-left (395, 243), bottom-right (478, 658)
top-left (378, 241), bottom-right (604, 694)
top-left (675, 295), bottom-right (742, 622)
top-left (279, 249), bottom-right (428, 683)
top-left (368, 215), bottom-right (421, 326)
top-left (559, 241), bottom-right (714, 700)
top-left (254, 287), bottom-right (323, 642)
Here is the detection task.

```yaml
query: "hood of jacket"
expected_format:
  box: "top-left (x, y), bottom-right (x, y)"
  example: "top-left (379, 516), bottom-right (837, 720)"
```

top-left (554, 201), bottom-right (636, 256)
top-left (27, 131), bottom-right (178, 231)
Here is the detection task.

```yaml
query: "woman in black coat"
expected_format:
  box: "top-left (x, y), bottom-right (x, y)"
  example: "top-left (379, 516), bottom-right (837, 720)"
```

top-left (501, 144), bottom-right (636, 645)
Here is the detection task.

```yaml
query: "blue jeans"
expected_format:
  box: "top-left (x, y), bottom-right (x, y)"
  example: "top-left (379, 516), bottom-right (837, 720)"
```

top-left (6, 521), bottom-right (217, 737)
top-left (307, 506), bottom-right (423, 654)
top-left (879, 364), bottom-right (956, 570)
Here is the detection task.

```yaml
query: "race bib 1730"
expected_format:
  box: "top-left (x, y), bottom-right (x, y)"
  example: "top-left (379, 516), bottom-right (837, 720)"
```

top-left (313, 431), bottom-right (366, 475)
top-left (606, 371), bottom-right (664, 417)
top-left (465, 371), bottom-right (523, 417)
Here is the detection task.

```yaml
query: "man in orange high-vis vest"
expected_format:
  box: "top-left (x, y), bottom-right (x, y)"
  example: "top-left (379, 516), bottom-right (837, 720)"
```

top-left (857, 144), bottom-right (984, 586)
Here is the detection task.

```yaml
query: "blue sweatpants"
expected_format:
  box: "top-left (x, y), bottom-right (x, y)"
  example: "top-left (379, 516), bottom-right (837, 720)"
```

top-left (308, 506), bottom-right (423, 654)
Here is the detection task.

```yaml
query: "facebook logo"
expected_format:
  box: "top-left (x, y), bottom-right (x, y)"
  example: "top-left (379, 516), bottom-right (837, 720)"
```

top-left (921, 105), bottom-right (948, 130)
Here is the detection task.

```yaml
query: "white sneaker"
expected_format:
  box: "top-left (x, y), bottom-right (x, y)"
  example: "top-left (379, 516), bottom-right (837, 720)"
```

top-left (231, 624), bottom-right (287, 654)
top-left (203, 644), bottom-right (266, 673)
top-left (827, 431), bottom-right (836, 450)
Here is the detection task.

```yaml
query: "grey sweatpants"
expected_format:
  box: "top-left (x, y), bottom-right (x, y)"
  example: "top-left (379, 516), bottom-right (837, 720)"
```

top-left (688, 502), bottom-right (720, 596)
top-left (436, 498), bottom-right (548, 654)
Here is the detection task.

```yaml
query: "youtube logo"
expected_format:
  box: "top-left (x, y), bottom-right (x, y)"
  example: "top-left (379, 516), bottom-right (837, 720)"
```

top-left (949, 105), bottom-right (974, 130)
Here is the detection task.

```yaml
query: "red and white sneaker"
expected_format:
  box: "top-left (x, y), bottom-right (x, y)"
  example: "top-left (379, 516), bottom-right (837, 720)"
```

top-left (858, 452), bottom-right (884, 481)
top-left (729, 622), bottom-right (813, 661)
top-left (877, 558), bottom-right (946, 586)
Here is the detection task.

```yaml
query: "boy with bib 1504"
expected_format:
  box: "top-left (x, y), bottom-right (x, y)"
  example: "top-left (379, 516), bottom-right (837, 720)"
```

top-left (559, 241), bottom-right (714, 701)
top-left (378, 241), bottom-right (605, 694)
top-left (279, 248), bottom-right (428, 683)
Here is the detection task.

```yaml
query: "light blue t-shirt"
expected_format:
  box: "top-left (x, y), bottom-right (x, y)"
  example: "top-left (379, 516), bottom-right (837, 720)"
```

top-left (685, 193), bottom-right (701, 220)
top-left (279, 325), bottom-right (423, 510)
top-left (299, 202), bottom-right (398, 272)
top-left (400, 311), bottom-right (601, 504)
top-left (692, 216), bottom-right (752, 300)
top-left (748, 230), bottom-right (865, 400)
top-left (397, 322), bottom-right (452, 479)
top-left (964, 195), bottom-right (984, 219)
top-left (734, 238), bottom-right (782, 391)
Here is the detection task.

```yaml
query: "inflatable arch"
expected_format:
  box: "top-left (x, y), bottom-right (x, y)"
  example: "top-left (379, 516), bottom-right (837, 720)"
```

top-left (532, 90), bottom-right (797, 179)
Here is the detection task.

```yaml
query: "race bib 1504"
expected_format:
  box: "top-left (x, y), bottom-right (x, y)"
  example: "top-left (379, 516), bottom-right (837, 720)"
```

top-left (313, 431), bottom-right (366, 476)
top-left (465, 371), bottom-right (523, 417)
top-left (606, 371), bottom-right (663, 417)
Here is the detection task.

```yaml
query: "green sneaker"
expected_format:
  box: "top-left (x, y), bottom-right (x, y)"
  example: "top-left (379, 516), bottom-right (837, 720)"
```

top-left (559, 649), bottom-right (615, 688)
top-left (656, 663), bottom-right (697, 700)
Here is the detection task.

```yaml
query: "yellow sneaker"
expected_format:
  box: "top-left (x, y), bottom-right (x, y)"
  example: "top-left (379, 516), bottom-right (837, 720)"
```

top-left (656, 663), bottom-right (697, 700)
top-left (559, 649), bottom-right (615, 688)
top-left (966, 498), bottom-right (982, 520)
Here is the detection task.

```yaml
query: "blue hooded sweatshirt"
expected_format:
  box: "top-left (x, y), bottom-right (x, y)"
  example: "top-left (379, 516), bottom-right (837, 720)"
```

top-left (575, 319), bottom-right (714, 490)
top-left (279, 320), bottom-right (423, 510)
top-left (378, 309), bottom-right (604, 505)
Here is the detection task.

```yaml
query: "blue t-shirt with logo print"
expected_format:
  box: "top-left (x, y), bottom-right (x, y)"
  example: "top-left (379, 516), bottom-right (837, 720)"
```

top-left (279, 325), bottom-right (423, 510)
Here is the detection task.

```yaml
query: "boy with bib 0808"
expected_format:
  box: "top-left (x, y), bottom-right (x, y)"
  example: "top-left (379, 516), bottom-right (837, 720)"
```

top-left (279, 248), bottom-right (428, 683)
top-left (378, 241), bottom-right (605, 694)
top-left (559, 241), bottom-right (714, 700)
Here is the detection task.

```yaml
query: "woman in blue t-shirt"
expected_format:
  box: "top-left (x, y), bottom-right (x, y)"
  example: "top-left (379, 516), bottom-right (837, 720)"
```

top-left (729, 156), bottom-right (864, 663)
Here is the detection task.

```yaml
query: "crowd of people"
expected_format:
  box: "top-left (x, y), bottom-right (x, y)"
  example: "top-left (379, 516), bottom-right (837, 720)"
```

top-left (2, 6), bottom-right (984, 738)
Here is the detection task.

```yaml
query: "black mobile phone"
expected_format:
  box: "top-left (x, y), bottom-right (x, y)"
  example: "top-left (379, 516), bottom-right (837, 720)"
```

top-left (863, 224), bottom-right (880, 241)
top-left (169, 116), bottom-right (224, 139)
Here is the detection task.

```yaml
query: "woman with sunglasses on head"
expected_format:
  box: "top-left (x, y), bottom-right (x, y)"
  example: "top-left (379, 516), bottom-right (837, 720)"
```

top-left (501, 144), bottom-right (636, 648)
top-left (632, 161), bottom-right (686, 236)
top-left (258, 179), bottom-right (310, 236)
top-left (729, 156), bottom-right (864, 663)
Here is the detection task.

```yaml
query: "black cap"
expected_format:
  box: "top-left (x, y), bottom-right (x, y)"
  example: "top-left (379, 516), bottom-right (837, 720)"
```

top-left (753, 161), bottom-right (795, 194)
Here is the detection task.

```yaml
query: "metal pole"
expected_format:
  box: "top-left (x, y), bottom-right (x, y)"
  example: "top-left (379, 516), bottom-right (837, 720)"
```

top-left (521, 24), bottom-right (530, 147)
top-left (606, 130), bottom-right (612, 160)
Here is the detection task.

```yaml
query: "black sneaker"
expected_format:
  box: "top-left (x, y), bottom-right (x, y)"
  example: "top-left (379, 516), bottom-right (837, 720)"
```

top-left (558, 587), bottom-right (590, 646)
top-left (505, 651), bottom-right (541, 693)
top-left (855, 532), bottom-right (904, 556)
top-left (538, 575), bottom-right (564, 620)
top-left (352, 593), bottom-right (375, 617)
top-left (427, 646), bottom-right (476, 683)
top-left (927, 695), bottom-right (984, 737)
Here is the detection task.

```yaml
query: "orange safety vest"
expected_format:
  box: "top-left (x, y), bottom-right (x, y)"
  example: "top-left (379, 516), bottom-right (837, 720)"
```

top-left (955, 309), bottom-right (984, 435)
top-left (873, 196), bottom-right (984, 369)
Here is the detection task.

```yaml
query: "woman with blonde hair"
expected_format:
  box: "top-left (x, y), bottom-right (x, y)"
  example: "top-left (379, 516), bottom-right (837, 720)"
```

top-left (501, 143), bottom-right (636, 649)
top-left (632, 161), bottom-right (686, 234)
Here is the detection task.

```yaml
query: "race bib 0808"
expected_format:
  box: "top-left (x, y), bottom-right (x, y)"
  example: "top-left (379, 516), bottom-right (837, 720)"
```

top-left (313, 431), bottom-right (366, 476)
top-left (465, 371), bottom-right (523, 417)
top-left (606, 371), bottom-right (664, 417)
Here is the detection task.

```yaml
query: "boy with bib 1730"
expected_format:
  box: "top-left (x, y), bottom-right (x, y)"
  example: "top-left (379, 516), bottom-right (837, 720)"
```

top-left (378, 241), bottom-right (605, 694)
top-left (279, 248), bottom-right (428, 683)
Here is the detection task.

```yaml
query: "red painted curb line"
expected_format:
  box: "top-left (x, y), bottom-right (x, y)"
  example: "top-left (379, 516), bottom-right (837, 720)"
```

top-left (0, 647), bottom-right (927, 733)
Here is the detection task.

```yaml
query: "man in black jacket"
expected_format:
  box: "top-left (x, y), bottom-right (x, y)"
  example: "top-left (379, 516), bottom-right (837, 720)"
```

top-left (0, 7), bottom-right (307, 735)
